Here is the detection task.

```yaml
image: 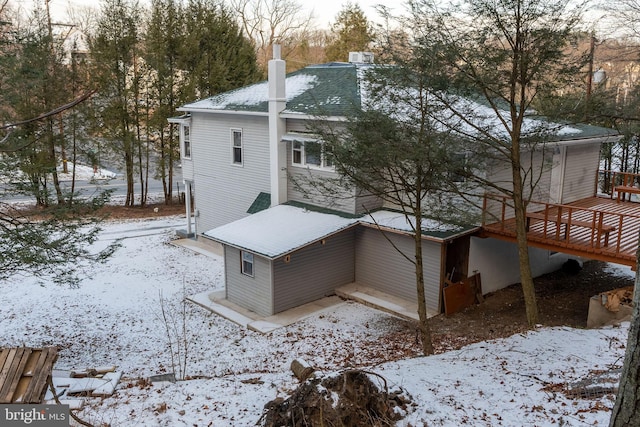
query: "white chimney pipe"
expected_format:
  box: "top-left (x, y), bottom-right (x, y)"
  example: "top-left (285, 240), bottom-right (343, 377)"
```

top-left (269, 44), bottom-right (287, 206)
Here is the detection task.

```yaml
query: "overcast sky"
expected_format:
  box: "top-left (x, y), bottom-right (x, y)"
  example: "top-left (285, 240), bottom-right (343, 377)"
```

top-left (36, 0), bottom-right (394, 29)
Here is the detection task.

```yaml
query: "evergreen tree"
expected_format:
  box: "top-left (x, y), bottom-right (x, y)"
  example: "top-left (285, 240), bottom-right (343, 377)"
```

top-left (325, 2), bottom-right (374, 62)
top-left (0, 2), bottom-right (119, 287)
top-left (181, 0), bottom-right (260, 99)
top-left (307, 71), bottom-right (460, 354)
top-left (91, 0), bottom-right (145, 207)
top-left (145, 0), bottom-right (184, 204)
top-left (1, 3), bottom-right (72, 207)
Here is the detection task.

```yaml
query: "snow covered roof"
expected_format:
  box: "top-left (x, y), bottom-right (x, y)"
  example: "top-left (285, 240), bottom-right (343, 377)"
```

top-left (204, 205), bottom-right (359, 258)
top-left (204, 205), bottom-right (476, 258)
top-left (179, 60), bottom-right (616, 141)
top-left (362, 210), bottom-right (474, 238)
top-left (180, 62), bottom-right (365, 116)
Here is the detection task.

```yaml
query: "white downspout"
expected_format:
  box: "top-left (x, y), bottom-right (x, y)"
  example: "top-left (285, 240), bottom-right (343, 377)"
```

top-left (268, 44), bottom-right (287, 206)
top-left (184, 181), bottom-right (192, 236)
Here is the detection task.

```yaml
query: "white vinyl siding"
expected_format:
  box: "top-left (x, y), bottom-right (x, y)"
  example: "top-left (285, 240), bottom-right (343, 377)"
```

top-left (287, 141), bottom-right (357, 214)
top-left (355, 190), bottom-right (383, 214)
top-left (561, 143), bottom-right (600, 203)
top-left (189, 113), bottom-right (271, 233)
top-left (484, 149), bottom-right (553, 220)
top-left (286, 119), bottom-right (312, 133)
top-left (231, 129), bottom-right (243, 166)
top-left (468, 236), bottom-right (569, 294)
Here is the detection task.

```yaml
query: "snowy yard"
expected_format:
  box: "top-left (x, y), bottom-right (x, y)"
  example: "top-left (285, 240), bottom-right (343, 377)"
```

top-left (0, 216), bottom-right (630, 426)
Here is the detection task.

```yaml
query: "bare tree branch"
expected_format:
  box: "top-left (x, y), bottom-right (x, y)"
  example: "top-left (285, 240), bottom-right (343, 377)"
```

top-left (0, 89), bottom-right (96, 131)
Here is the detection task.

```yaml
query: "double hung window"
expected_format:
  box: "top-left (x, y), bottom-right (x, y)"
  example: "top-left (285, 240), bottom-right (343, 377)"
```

top-left (182, 124), bottom-right (191, 159)
top-left (232, 129), bottom-right (243, 165)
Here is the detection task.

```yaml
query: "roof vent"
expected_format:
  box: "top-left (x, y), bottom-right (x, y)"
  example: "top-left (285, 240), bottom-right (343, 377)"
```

top-left (348, 52), bottom-right (374, 64)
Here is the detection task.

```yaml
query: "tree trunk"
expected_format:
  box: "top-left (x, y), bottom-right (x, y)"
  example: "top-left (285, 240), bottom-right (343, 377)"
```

top-left (512, 150), bottom-right (539, 326)
top-left (48, 120), bottom-right (64, 205)
top-left (125, 146), bottom-right (134, 207)
top-left (609, 233), bottom-right (640, 426)
top-left (414, 207), bottom-right (434, 355)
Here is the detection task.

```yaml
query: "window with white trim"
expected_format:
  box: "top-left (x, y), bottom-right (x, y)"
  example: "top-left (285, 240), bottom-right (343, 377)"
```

top-left (291, 140), bottom-right (334, 170)
top-left (232, 129), bottom-right (243, 165)
top-left (182, 124), bottom-right (191, 159)
top-left (241, 251), bottom-right (254, 277)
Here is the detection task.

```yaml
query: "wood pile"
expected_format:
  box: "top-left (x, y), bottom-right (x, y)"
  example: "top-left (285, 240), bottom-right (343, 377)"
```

top-left (601, 286), bottom-right (634, 312)
top-left (587, 286), bottom-right (635, 328)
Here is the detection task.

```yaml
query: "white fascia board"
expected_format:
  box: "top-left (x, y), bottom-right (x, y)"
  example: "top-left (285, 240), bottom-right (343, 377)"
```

top-left (176, 107), bottom-right (268, 117)
top-left (281, 133), bottom-right (318, 143)
top-left (553, 134), bottom-right (623, 147)
top-left (280, 113), bottom-right (347, 121)
top-left (167, 114), bottom-right (191, 124)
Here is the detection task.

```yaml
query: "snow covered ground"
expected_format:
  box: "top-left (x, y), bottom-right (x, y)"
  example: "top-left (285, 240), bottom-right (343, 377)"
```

top-left (0, 216), bottom-right (631, 426)
top-left (56, 162), bottom-right (117, 181)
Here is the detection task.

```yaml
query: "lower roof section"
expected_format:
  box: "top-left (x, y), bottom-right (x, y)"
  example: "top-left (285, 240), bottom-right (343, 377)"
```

top-left (204, 204), bottom-right (474, 259)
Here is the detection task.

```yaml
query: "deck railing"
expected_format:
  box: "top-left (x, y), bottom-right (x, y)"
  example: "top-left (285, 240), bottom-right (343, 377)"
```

top-left (599, 170), bottom-right (640, 199)
top-left (482, 193), bottom-right (640, 262)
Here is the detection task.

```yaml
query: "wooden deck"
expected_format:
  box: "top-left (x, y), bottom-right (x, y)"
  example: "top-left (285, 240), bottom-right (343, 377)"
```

top-left (481, 195), bottom-right (640, 268)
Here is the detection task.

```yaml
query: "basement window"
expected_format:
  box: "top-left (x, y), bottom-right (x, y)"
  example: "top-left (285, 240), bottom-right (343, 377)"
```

top-left (241, 251), bottom-right (254, 277)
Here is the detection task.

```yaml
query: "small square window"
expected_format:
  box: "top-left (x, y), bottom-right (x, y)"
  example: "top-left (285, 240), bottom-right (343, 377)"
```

top-left (232, 129), bottom-right (243, 165)
top-left (241, 251), bottom-right (254, 277)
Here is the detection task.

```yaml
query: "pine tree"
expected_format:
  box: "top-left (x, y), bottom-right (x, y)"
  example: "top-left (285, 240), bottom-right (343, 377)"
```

top-left (145, 0), bottom-right (183, 205)
top-left (0, 2), bottom-right (119, 286)
top-left (180, 0), bottom-right (260, 100)
top-left (325, 2), bottom-right (374, 62)
top-left (91, 0), bottom-right (145, 207)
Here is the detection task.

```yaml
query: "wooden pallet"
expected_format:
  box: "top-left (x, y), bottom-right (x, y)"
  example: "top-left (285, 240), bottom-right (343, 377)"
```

top-left (0, 347), bottom-right (58, 403)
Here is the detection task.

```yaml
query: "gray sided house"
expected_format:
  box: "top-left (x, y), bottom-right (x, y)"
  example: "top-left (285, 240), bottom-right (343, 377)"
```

top-left (204, 205), bottom-right (472, 316)
top-left (172, 49), bottom-right (619, 319)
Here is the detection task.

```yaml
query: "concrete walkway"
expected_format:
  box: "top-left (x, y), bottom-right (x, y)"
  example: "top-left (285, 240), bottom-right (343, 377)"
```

top-left (336, 283), bottom-right (439, 321)
top-left (188, 291), bottom-right (345, 333)
top-left (170, 238), bottom-right (223, 257)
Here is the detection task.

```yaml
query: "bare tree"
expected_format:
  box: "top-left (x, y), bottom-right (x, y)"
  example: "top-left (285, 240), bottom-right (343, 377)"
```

top-left (604, 0), bottom-right (640, 39)
top-left (386, 0), bottom-right (587, 327)
top-left (228, 0), bottom-right (314, 71)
